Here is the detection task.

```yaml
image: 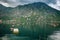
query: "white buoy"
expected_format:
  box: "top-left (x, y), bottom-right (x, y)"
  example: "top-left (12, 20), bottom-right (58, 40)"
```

top-left (13, 28), bottom-right (19, 34)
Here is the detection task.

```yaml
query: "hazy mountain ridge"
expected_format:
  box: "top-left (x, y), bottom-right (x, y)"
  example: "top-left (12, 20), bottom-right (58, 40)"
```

top-left (0, 2), bottom-right (60, 17)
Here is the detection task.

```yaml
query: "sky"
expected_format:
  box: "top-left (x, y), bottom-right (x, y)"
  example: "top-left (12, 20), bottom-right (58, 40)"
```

top-left (0, 0), bottom-right (60, 10)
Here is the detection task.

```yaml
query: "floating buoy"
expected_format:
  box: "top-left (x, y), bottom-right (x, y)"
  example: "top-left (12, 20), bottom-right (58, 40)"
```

top-left (13, 28), bottom-right (19, 34)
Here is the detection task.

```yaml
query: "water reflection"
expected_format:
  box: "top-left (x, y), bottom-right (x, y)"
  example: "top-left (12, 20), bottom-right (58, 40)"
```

top-left (0, 34), bottom-right (39, 40)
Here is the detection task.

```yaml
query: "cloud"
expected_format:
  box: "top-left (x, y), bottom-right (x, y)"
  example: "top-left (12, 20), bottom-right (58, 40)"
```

top-left (48, 31), bottom-right (60, 40)
top-left (0, 1), bottom-right (10, 7)
top-left (48, 0), bottom-right (60, 10)
top-left (0, 0), bottom-right (20, 7)
top-left (0, 0), bottom-right (60, 10)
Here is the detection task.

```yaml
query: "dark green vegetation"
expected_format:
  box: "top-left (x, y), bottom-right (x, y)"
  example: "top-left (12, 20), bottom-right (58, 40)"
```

top-left (0, 2), bottom-right (60, 40)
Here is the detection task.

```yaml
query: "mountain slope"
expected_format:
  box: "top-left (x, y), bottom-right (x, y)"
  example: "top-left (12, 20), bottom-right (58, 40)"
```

top-left (0, 2), bottom-right (60, 40)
